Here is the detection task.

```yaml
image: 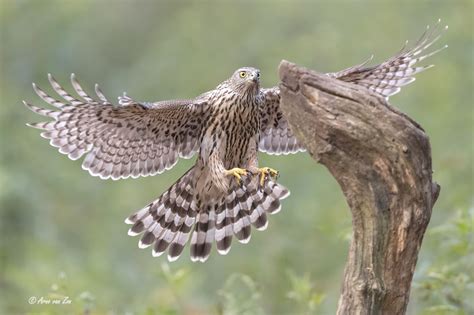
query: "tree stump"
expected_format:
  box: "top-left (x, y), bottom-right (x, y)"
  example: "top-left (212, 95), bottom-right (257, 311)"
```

top-left (278, 60), bottom-right (440, 315)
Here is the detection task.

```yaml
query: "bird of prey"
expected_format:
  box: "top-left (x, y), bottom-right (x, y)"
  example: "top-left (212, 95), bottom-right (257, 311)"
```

top-left (24, 21), bottom-right (446, 262)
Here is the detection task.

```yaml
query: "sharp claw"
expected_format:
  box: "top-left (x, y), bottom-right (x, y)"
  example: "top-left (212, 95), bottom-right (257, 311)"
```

top-left (257, 167), bottom-right (279, 187)
top-left (228, 167), bottom-right (278, 187)
top-left (226, 168), bottom-right (248, 185)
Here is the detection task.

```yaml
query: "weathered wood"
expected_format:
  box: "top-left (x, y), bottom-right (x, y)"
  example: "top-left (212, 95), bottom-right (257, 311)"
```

top-left (278, 60), bottom-right (440, 315)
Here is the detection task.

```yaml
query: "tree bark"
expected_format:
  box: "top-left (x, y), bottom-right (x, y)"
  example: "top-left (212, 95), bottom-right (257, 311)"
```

top-left (278, 60), bottom-right (440, 315)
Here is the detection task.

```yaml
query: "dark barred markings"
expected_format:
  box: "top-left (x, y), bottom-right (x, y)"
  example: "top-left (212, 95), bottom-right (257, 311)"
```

top-left (125, 168), bottom-right (197, 261)
top-left (258, 87), bottom-right (306, 155)
top-left (327, 21), bottom-right (447, 98)
top-left (126, 169), bottom-right (290, 262)
top-left (26, 74), bottom-right (208, 180)
top-left (27, 67), bottom-right (296, 263)
top-left (258, 48), bottom-right (442, 147)
top-left (195, 179), bottom-right (290, 261)
top-left (25, 27), bottom-right (446, 263)
top-left (221, 96), bottom-right (260, 168)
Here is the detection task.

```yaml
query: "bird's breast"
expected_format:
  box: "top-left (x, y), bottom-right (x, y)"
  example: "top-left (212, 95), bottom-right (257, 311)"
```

top-left (200, 98), bottom-right (259, 168)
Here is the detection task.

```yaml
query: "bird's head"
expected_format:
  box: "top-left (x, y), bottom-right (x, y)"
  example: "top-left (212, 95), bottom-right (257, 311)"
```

top-left (228, 67), bottom-right (260, 95)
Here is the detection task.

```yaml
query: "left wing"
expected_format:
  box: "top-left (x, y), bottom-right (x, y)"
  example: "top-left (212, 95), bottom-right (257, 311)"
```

top-left (259, 20), bottom-right (447, 155)
top-left (24, 74), bottom-right (209, 180)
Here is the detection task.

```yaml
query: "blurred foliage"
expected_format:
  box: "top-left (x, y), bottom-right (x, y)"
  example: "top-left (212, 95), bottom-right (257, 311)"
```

top-left (217, 273), bottom-right (265, 315)
top-left (0, 0), bottom-right (472, 314)
top-left (286, 270), bottom-right (325, 315)
top-left (413, 208), bottom-right (474, 315)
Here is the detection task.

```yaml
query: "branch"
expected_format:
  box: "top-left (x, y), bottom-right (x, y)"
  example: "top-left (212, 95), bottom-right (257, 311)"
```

top-left (278, 60), bottom-right (440, 315)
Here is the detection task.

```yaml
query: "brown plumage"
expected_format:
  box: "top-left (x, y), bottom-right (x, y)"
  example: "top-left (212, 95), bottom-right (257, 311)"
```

top-left (24, 21), bottom-right (445, 262)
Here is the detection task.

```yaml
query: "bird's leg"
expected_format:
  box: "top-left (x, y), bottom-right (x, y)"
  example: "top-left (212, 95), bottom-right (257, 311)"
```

top-left (245, 142), bottom-right (279, 187)
top-left (225, 168), bottom-right (248, 185)
top-left (255, 167), bottom-right (279, 187)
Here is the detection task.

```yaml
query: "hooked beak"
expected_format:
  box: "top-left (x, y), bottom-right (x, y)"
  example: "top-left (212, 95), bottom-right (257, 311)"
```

top-left (250, 70), bottom-right (260, 83)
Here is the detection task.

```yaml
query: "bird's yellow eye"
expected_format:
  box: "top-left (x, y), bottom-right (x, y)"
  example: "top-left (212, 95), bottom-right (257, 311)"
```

top-left (239, 71), bottom-right (246, 78)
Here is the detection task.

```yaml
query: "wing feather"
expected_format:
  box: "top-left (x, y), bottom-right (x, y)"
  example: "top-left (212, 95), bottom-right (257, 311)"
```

top-left (259, 21), bottom-right (446, 155)
top-left (328, 20), bottom-right (447, 98)
top-left (258, 87), bottom-right (306, 155)
top-left (25, 74), bottom-right (208, 180)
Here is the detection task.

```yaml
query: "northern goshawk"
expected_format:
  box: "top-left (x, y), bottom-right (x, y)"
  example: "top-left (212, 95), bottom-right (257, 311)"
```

top-left (24, 22), bottom-right (446, 262)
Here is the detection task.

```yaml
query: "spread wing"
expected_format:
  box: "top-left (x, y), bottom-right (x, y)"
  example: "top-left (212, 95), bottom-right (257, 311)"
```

top-left (328, 20), bottom-right (448, 98)
top-left (25, 74), bottom-right (208, 180)
top-left (259, 21), bottom-right (447, 155)
top-left (258, 87), bottom-right (306, 155)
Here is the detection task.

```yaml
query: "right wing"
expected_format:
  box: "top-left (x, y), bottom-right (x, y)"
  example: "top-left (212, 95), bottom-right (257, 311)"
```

top-left (258, 87), bottom-right (306, 155)
top-left (258, 21), bottom-right (447, 155)
top-left (25, 74), bottom-right (208, 180)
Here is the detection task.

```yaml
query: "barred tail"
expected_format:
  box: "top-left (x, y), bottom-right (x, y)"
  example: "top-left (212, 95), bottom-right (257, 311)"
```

top-left (190, 205), bottom-right (216, 262)
top-left (125, 169), bottom-right (289, 263)
top-left (189, 178), bottom-right (289, 263)
top-left (125, 167), bottom-right (197, 262)
top-left (212, 178), bottom-right (290, 259)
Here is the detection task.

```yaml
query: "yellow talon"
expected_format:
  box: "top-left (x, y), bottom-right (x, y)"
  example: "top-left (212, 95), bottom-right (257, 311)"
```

top-left (225, 167), bottom-right (248, 184)
top-left (258, 167), bottom-right (279, 186)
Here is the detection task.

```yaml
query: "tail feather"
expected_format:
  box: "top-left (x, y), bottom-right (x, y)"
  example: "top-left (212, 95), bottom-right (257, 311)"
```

top-left (234, 187), bottom-right (252, 243)
top-left (249, 188), bottom-right (268, 231)
top-left (246, 182), bottom-right (269, 231)
top-left (125, 167), bottom-right (290, 262)
top-left (190, 207), bottom-right (216, 262)
top-left (168, 222), bottom-right (193, 261)
top-left (125, 167), bottom-right (197, 261)
top-left (152, 206), bottom-right (184, 257)
top-left (263, 180), bottom-right (290, 214)
top-left (166, 200), bottom-right (197, 260)
top-left (247, 179), bottom-right (290, 231)
top-left (215, 178), bottom-right (290, 255)
top-left (215, 194), bottom-right (237, 255)
top-left (215, 203), bottom-right (231, 255)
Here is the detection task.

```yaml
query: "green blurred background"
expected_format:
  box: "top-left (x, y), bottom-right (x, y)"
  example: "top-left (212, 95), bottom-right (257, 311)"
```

top-left (1, 1), bottom-right (472, 314)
